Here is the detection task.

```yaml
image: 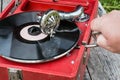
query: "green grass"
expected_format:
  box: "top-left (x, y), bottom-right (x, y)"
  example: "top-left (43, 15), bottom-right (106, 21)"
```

top-left (99, 0), bottom-right (120, 12)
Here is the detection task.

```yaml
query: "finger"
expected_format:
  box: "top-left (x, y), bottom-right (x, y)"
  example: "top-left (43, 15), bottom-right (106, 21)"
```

top-left (90, 17), bottom-right (102, 31)
top-left (97, 34), bottom-right (112, 51)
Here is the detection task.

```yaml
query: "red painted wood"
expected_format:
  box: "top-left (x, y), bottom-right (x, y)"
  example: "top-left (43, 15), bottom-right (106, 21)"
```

top-left (0, 67), bottom-right (9, 80)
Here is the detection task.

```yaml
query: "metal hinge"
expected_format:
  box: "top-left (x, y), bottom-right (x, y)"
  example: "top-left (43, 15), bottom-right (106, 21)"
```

top-left (53, 0), bottom-right (59, 2)
top-left (8, 68), bottom-right (23, 80)
top-left (15, 0), bottom-right (21, 6)
top-left (83, 51), bottom-right (88, 65)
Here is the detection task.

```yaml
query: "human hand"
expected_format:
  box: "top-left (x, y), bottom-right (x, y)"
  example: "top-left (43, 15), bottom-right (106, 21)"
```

top-left (91, 10), bottom-right (120, 53)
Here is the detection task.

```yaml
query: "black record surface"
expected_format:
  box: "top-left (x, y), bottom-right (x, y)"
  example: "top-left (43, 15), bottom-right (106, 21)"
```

top-left (0, 11), bottom-right (80, 63)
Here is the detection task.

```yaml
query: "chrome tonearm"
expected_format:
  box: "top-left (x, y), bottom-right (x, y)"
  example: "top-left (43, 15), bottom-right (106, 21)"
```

top-left (58, 6), bottom-right (89, 22)
top-left (39, 6), bottom-right (89, 36)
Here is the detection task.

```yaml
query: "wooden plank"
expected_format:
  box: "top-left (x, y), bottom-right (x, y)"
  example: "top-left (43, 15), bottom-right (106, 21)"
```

top-left (87, 47), bottom-right (120, 80)
top-left (84, 68), bottom-right (91, 80)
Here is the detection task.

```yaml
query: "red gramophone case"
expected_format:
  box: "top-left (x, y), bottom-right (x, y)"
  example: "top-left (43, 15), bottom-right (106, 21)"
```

top-left (0, 0), bottom-right (98, 80)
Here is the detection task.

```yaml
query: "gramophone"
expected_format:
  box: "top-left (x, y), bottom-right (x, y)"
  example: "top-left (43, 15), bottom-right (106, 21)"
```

top-left (0, 0), bottom-right (98, 80)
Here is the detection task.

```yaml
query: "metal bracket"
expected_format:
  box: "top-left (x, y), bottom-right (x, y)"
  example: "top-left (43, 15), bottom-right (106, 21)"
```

top-left (8, 68), bottom-right (23, 80)
top-left (53, 0), bottom-right (59, 2)
top-left (9, 0), bottom-right (21, 14)
top-left (98, 1), bottom-right (106, 16)
top-left (15, 0), bottom-right (21, 6)
top-left (76, 13), bottom-right (89, 22)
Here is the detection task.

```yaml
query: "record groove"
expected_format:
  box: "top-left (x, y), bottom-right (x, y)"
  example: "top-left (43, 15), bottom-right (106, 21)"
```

top-left (0, 11), bottom-right (80, 63)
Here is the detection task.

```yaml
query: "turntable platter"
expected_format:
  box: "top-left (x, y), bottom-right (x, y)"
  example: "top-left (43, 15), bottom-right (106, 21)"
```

top-left (0, 11), bottom-right (80, 63)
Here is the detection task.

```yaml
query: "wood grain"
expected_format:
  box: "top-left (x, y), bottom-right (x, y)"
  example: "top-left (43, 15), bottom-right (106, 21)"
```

top-left (87, 47), bottom-right (120, 80)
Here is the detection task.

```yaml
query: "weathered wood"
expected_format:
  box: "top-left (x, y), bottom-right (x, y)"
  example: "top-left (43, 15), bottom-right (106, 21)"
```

top-left (87, 47), bottom-right (120, 80)
top-left (84, 68), bottom-right (91, 80)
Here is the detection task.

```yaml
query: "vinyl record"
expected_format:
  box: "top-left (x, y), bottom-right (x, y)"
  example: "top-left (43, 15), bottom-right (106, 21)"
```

top-left (0, 11), bottom-right (80, 63)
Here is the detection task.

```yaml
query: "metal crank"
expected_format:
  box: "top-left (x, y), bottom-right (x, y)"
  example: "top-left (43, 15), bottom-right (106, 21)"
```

top-left (82, 2), bottom-right (106, 48)
top-left (83, 31), bottom-right (101, 48)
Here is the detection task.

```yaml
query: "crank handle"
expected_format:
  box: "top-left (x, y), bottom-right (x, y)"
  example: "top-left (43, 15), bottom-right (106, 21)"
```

top-left (83, 31), bottom-right (101, 48)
